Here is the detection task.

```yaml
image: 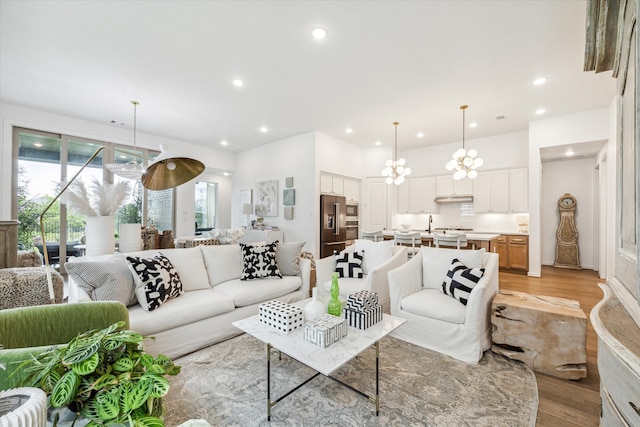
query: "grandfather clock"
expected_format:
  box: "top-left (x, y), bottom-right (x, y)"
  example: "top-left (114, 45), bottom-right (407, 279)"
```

top-left (554, 193), bottom-right (581, 269)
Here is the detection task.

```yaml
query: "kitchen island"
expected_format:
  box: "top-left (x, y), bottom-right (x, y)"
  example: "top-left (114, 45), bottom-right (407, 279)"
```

top-left (382, 230), bottom-right (501, 253)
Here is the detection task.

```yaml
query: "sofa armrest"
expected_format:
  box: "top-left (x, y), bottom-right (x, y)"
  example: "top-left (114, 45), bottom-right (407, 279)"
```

top-left (365, 246), bottom-right (408, 312)
top-left (388, 251), bottom-right (422, 315)
top-left (298, 257), bottom-right (312, 297)
top-left (464, 252), bottom-right (499, 332)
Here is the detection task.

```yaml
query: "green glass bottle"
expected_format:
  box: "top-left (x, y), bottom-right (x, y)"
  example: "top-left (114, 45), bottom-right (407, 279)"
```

top-left (327, 272), bottom-right (342, 316)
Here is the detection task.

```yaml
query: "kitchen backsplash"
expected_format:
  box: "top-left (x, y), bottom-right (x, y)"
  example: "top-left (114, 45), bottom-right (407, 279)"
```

top-left (394, 203), bottom-right (528, 234)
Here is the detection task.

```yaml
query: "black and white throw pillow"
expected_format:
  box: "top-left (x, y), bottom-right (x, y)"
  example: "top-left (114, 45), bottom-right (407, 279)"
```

top-left (335, 251), bottom-right (364, 278)
top-left (239, 242), bottom-right (282, 280)
top-left (441, 258), bottom-right (485, 306)
top-left (126, 253), bottom-right (184, 312)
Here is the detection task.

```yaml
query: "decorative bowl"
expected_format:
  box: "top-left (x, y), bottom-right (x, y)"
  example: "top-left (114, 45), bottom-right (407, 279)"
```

top-left (400, 224), bottom-right (411, 230)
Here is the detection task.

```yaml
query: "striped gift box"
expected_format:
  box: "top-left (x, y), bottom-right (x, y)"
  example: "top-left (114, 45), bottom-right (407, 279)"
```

top-left (344, 304), bottom-right (383, 330)
top-left (303, 313), bottom-right (348, 347)
top-left (346, 290), bottom-right (379, 311)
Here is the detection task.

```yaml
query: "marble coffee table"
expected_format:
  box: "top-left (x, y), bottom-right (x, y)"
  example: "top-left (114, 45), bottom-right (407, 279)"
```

top-left (232, 300), bottom-right (406, 421)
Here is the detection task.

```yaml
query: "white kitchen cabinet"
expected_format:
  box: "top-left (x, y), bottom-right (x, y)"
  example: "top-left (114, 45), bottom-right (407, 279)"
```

top-left (320, 173), bottom-right (344, 195)
top-left (409, 177), bottom-right (436, 213)
top-left (473, 169), bottom-right (509, 213)
top-left (343, 178), bottom-right (360, 203)
top-left (397, 180), bottom-right (409, 213)
top-left (436, 175), bottom-right (472, 196)
top-left (509, 168), bottom-right (528, 212)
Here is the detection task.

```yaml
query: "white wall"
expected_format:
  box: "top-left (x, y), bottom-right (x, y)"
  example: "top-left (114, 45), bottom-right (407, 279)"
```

top-left (541, 158), bottom-right (596, 268)
top-left (0, 103), bottom-right (234, 239)
top-left (529, 107), bottom-right (610, 276)
top-left (234, 132), bottom-right (316, 252)
top-left (315, 132), bottom-right (363, 180)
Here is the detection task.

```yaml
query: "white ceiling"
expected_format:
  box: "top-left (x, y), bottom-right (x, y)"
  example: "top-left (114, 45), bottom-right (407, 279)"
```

top-left (0, 1), bottom-right (616, 156)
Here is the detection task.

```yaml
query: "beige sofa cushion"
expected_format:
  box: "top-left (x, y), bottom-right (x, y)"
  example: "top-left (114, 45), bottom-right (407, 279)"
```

top-left (200, 244), bottom-right (243, 286)
top-left (214, 276), bottom-right (302, 307)
top-left (128, 289), bottom-right (235, 335)
top-left (159, 247), bottom-right (211, 291)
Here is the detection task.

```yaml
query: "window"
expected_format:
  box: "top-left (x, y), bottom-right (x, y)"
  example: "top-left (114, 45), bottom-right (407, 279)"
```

top-left (195, 181), bottom-right (218, 231)
top-left (13, 127), bottom-right (173, 268)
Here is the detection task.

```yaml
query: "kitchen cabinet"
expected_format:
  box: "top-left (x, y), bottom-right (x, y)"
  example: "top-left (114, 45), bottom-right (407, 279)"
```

top-left (495, 234), bottom-right (528, 271)
top-left (320, 173), bottom-right (344, 195)
top-left (397, 177), bottom-right (436, 213)
top-left (343, 178), bottom-right (360, 203)
top-left (473, 170), bottom-right (509, 212)
top-left (398, 181), bottom-right (409, 213)
top-left (435, 175), bottom-right (472, 196)
top-left (509, 168), bottom-right (528, 212)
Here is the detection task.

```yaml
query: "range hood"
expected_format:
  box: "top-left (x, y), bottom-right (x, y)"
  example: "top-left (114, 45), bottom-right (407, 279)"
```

top-left (434, 194), bottom-right (474, 204)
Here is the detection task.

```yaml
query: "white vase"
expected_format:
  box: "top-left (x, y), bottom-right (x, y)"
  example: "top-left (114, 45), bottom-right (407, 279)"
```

top-left (303, 288), bottom-right (326, 321)
top-left (118, 223), bottom-right (142, 253)
top-left (85, 216), bottom-right (115, 256)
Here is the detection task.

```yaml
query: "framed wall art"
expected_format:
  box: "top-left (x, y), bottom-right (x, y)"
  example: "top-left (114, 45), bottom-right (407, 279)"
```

top-left (255, 180), bottom-right (278, 217)
top-left (284, 206), bottom-right (294, 220)
top-left (283, 188), bottom-right (295, 206)
top-left (240, 189), bottom-right (252, 205)
top-left (285, 176), bottom-right (294, 188)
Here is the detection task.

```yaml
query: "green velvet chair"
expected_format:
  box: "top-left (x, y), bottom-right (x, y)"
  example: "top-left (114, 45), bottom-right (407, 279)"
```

top-left (0, 301), bottom-right (129, 391)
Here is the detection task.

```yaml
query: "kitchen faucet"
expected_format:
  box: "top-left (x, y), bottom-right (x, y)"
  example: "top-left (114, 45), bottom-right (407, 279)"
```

top-left (428, 215), bottom-right (433, 233)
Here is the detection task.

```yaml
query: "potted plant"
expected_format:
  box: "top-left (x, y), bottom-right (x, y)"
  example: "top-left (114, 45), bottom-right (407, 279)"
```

top-left (20, 321), bottom-right (181, 427)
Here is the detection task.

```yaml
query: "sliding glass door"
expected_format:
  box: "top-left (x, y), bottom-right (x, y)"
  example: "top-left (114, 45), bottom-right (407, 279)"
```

top-left (13, 127), bottom-right (173, 270)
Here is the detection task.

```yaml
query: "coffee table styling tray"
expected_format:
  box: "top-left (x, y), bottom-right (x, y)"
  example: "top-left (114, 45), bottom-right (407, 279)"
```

top-left (303, 313), bottom-right (348, 347)
top-left (259, 300), bottom-right (303, 334)
top-left (345, 291), bottom-right (383, 329)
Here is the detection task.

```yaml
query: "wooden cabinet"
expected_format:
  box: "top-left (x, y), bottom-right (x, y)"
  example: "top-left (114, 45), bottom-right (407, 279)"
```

top-left (495, 234), bottom-right (528, 271)
top-left (592, 284), bottom-right (640, 427)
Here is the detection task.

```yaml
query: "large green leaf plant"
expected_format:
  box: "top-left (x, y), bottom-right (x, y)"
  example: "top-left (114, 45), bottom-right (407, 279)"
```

top-left (21, 321), bottom-right (181, 427)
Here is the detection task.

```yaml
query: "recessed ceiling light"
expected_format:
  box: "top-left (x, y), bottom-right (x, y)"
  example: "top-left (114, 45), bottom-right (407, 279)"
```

top-left (34, 143), bottom-right (43, 147)
top-left (312, 27), bottom-right (327, 40)
top-left (223, 172), bottom-right (230, 176)
top-left (417, 132), bottom-right (424, 138)
top-left (232, 79), bottom-right (244, 87)
top-left (535, 108), bottom-right (546, 115)
top-left (346, 128), bottom-right (353, 134)
top-left (469, 122), bottom-right (478, 128)
top-left (119, 155), bottom-right (127, 159)
top-left (375, 141), bottom-right (381, 146)
top-left (533, 77), bottom-right (547, 86)
top-left (565, 149), bottom-right (575, 156)
top-left (221, 140), bottom-right (228, 146)
top-left (260, 127), bottom-right (268, 133)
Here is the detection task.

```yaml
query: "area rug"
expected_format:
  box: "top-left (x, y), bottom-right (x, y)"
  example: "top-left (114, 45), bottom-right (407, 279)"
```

top-left (163, 334), bottom-right (538, 426)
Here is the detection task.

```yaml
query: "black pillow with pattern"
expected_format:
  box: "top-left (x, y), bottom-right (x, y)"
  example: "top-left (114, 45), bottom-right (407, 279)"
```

top-left (239, 241), bottom-right (282, 280)
top-left (335, 251), bottom-right (364, 278)
top-left (126, 253), bottom-right (184, 311)
top-left (441, 258), bottom-right (485, 306)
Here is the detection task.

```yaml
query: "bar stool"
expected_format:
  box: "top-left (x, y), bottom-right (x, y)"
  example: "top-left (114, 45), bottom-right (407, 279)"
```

top-left (433, 232), bottom-right (468, 249)
top-left (361, 230), bottom-right (384, 242)
top-left (394, 231), bottom-right (422, 258)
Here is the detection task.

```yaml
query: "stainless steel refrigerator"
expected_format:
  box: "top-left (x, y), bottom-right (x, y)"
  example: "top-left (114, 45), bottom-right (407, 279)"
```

top-left (320, 194), bottom-right (347, 258)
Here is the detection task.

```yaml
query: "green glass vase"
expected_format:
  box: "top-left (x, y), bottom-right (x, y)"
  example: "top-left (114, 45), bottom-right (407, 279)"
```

top-left (327, 272), bottom-right (342, 316)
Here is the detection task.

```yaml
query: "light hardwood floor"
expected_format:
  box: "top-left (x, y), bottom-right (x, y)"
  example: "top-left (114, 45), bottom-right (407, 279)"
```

top-left (499, 266), bottom-right (603, 427)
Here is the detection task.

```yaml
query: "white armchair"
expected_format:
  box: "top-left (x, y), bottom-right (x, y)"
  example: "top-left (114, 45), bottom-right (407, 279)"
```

top-left (315, 241), bottom-right (408, 312)
top-left (388, 246), bottom-right (499, 364)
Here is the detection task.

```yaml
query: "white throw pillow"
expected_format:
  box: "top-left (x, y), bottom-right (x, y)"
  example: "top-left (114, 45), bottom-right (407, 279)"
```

top-left (354, 239), bottom-right (393, 275)
top-left (200, 244), bottom-right (244, 286)
top-left (421, 246), bottom-right (485, 290)
top-left (276, 241), bottom-right (305, 276)
top-left (158, 247), bottom-right (211, 291)
top-left (65, 258), bottom-right (137, 306)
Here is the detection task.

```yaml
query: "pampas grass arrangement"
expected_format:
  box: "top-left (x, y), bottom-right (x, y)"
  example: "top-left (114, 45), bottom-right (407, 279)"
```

top-left (64, 178), bottom-right (130, 216)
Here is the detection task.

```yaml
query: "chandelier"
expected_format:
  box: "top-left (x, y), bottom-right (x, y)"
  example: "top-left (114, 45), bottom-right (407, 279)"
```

top-left (106, 101), bottom-right (144, 180)
top-left (381, 121), bottom-right (411, 185)
top-left (446, 105), bottom-right (483, 180)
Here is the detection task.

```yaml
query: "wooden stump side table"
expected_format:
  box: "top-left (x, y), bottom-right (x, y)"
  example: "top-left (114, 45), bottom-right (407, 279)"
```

top-left (491, 290), bottom-right (587, 379)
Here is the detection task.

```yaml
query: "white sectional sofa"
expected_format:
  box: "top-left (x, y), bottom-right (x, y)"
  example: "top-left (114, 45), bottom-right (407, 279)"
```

top-left (67, 243), bottom-right (310, 359)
